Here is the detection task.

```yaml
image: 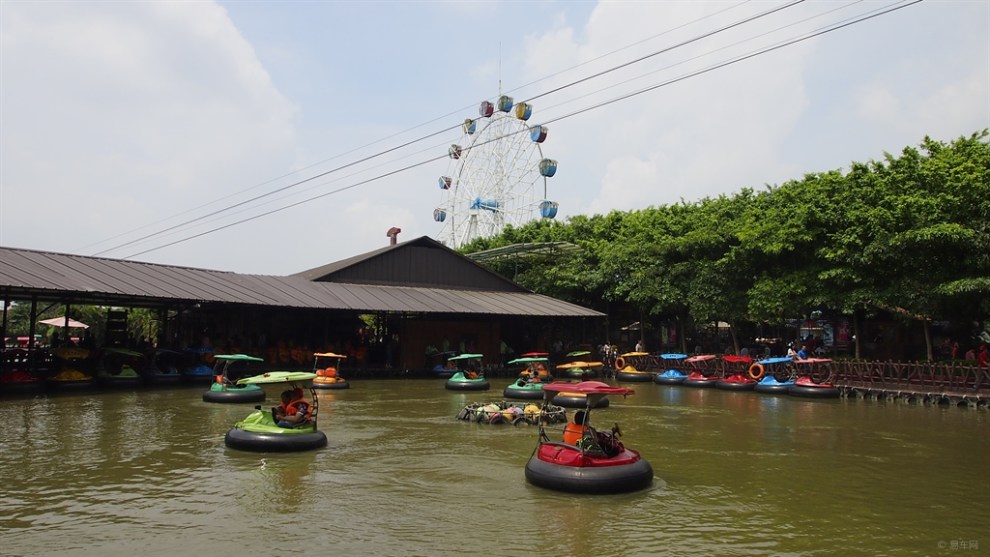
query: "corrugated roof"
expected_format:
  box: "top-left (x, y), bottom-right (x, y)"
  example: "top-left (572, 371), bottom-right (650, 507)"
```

top-left (293, 236), bottom-right (527, 292)
top-left (0, 243), bottom-right (603, 318)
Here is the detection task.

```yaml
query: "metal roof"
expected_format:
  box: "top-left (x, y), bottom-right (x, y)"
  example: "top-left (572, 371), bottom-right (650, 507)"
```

top-left (0, 241), bottom-right (603, 318)
top-left (293, 236), bottom-right (528, 291)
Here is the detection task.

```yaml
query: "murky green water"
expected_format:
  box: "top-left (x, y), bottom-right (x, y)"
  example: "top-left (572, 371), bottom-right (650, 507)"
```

top-left (1, 380), bottom-right (986, 556)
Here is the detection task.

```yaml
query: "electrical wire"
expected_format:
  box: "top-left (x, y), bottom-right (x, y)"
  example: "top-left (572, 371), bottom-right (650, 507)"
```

top-left (89, 0), bottom-right (808, 258)
top-left (113, 0), bottom-right (921, 259)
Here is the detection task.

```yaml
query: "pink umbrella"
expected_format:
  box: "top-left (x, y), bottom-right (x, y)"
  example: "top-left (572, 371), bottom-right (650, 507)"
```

top-left (37, 317), bottom-right (89, 329)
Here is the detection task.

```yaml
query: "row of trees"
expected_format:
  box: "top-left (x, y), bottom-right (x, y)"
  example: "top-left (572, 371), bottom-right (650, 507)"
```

top-left (463, 131), bottom-right (990, 361)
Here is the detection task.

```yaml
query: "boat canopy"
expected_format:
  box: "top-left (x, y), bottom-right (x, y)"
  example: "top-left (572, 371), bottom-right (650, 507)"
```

top-left (757, 357), bottom-right (794, 365)
top-left (722, 355), bottom-right (753, 364)
top-left (508, 356), bottom-right (549, 364)
top-left (620, 352), bottom-right (649, 357)
top-left (237, 371), bottom-right (317, 385)
top-left (215, 354), bottom-right (264, 362)
top-left (540, 380), bottom-right (634, 396)
top-left (448, 353), bottom-right (484, 361)
top-left (314, 352), bottom-right (347, 359)
top-left (566, 350), bottom-right (591, 357)
top-left (556, 361), bottom-right (603, 369)
top-left (685, 354), bottom-right (717, 363)
top-left (661, 353), bottom-right (688, 360)
top-left (795, 358), bottom-right (832, 364)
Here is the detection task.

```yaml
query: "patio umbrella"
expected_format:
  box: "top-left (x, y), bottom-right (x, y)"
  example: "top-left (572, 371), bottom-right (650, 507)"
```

top-left (37, 317), bottom-right (89, 329)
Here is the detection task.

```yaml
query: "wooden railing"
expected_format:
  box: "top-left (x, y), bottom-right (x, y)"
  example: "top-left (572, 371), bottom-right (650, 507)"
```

top-left (680, 356), bottom-right (989, 398)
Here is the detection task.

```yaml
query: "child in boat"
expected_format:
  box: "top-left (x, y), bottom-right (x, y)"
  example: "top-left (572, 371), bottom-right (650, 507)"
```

top-left (273, 388), bottom-right (311, 428)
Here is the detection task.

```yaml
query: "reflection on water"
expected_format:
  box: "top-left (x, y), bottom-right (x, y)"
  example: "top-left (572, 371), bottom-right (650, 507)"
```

top-left (1, 381), bottom-right (987, 556)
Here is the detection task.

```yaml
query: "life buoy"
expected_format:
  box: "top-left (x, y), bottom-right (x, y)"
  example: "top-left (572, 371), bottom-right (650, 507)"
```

top-left (748, 363), bottom-right (765, 381)
top-left (614, 356), bottom-right (626, 369)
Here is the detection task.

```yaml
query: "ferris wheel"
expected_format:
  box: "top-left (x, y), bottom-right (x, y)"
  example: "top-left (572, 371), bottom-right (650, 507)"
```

top-left (433, 95), bottom-right (559, 249)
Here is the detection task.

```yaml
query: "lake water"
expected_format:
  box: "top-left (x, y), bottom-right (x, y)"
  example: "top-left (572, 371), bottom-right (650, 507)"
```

top-left (1, 380), bottom-right (986, 556)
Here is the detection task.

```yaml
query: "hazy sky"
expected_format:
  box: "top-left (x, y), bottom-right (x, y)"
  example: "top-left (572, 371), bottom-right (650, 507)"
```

top-left (2, 0), bottom-right (987, 275)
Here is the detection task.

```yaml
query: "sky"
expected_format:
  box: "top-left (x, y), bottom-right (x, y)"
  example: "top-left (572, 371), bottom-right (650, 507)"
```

top-left (1, 0), bottom-right (987, 276)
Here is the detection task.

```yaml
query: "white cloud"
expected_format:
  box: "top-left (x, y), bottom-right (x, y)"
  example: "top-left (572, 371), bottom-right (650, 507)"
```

top-left (1, 2), bottom-right (297, 271)
top-left (1, 0), bottom-right (986, 275)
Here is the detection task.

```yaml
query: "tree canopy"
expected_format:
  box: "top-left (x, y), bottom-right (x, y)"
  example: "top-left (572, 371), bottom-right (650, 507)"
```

top-left (463, 131), bottom-right (990, 360)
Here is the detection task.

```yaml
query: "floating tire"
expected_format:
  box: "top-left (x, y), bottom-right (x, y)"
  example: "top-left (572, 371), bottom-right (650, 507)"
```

top-left (203, 388), bottom-right (266, 403)
top-left (224, 428), bottom-right (327, 452)
top-left (525, 452), bottom-right (654, 494)
top-left (502, 385), bottom-right (545, 400)
top-left (312, 380), bottom-right (350, 390)
top-left (716, 380), bottom-right (755, 391)
top-left (754, 382), bottom-right (791, 394)
top-left (445, 379), bottom-right (490, 391)
top-left (552, 393), bottom-right (610, 409)
top-left (788, 384), bottom-right (840, 399)
top-left (615, 370), bottom-right (653, 382)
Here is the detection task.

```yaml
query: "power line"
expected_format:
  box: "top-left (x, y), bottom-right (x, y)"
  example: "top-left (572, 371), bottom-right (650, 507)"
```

top-left (118, 0), bottom-right (922, 259)
top-left (91, 1), bottom-right (806, 258)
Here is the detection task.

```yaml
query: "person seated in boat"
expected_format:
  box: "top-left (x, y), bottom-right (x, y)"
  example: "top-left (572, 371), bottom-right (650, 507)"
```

top-left (533, 362), bottom-right (549, 379)
top-left (463, 368), bottom-right (480, 380)
top-left (563, 411), bottom-right (591, 445)
top-left (273, 388), bottom-right (311, 428)
top-left (564, 411), bottom-right (622, 457)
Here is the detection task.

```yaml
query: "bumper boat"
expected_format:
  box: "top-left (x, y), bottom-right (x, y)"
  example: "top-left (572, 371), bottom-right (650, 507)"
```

top-left (555, 359), bottom-right (603, 381)
top-left (47, 347), bottom-right (95, 390)
top-left (428, 350), bottom-right (458, 378)
top-left (224, 371), bottom-right (328, 452)
top-left (752, 357), bottom-right (796, 394)
top-left (788, 358), bottom-right (840, 398)
top-left (311, 352), bottom-right (350, 390)
top-left (96, 347), bottom-right (146, 388)
top-left (551, 386), bottom-right (611, 409)
top-left (655, 353), bottom-right (704, 385)
top-left (203, 354), bottom-right (266, 403)
top-left (525, 381), bottom-right (653, 494)
top-left (681, 354), bottom-right (719, 389)
top-left (716, 355), bottom-right (756, 391)
top-left (145, 349), bottom-right (184, 385)
top-left (614, 352), bottom-right (654, 382)
top-left (0, 348), bottom-right (45, 393)
top-left (503, 356), bottom-right (552, 400)
top-left (182, 348), bottom-right (216, 384)
top-left (444, 353), bottom-right (490, 391)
